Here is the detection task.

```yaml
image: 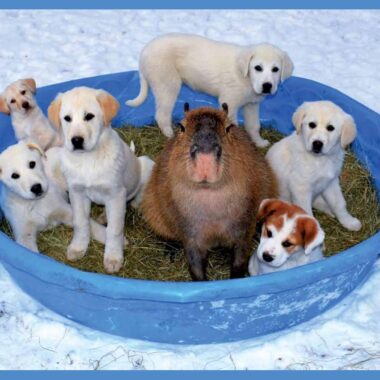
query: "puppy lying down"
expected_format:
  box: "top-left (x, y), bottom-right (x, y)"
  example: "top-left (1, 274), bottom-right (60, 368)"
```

top-left (249, 199), bottom-right (325, 276)
top-left (0, 141), bottom-right (107, 253)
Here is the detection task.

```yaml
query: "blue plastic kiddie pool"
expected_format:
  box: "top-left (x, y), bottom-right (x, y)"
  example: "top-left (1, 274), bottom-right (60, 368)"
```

top-left (0, 71), bottom-right (379, 344)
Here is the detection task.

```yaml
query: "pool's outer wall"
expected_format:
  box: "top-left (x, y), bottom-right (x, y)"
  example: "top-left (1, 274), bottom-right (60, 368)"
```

top-left (0, 72), bottom-right (378, 344)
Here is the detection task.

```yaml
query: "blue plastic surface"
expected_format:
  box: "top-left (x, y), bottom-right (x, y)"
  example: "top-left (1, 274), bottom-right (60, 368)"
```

top-left (0, 71), bottom-right (379, 344)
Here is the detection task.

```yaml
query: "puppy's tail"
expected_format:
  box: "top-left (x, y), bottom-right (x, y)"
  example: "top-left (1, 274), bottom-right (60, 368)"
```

top-left (125, 72), bottom-right (149, 107)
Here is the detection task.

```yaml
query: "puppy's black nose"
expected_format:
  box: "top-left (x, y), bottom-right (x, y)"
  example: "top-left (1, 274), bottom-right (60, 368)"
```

top-left (262, 82), bottom-right (273, 94)
top-left (31, 183), bottom-right (43, 196)
top-left (22, 101), bottom-right (30, 110)
top-left (312, 140), bottom-right (323, 154)
top-left (262, 252), bottom-right (274, 262)
top-left (71, 136), bottom-right (84, 150)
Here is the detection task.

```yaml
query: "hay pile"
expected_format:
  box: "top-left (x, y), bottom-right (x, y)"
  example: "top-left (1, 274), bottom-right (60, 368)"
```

top-left (1, 125), bottom-right (379, 281)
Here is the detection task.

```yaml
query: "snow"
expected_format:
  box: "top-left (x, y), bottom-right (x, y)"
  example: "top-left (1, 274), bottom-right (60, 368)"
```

top-left (0, 9), bottom-right (379, 370)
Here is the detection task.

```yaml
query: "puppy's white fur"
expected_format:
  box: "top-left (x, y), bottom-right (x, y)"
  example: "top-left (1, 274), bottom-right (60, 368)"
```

top-left (48, 87), bottom-right (149, 273)
top-left (0, 79), bottom-right (62, 150)
top-left (249, 199), bottom-right (324, 275)
top-left (0, 141), bottom-right (106, 252)
top-left (266, 101), bottom-right (361, 231)
top-left (126, 33), bottom-right (293, 147)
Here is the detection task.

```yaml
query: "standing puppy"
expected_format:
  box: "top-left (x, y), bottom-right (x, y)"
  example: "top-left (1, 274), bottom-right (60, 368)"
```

top-left (266, 101), bottom-right (361, 231)
top-left (142, 103), bottom-right (277, 281)
top-left (126, 33), bottom-right (293, 147)
top-left (0, 79), bottom-right (62, 150)
top-left (48, 87), bottom-right (142, 273)
top-left (249, 199), bottom-right (324, 275)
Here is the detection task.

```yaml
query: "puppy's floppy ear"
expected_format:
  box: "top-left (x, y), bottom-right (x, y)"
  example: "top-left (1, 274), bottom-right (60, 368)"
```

top-left (22, 78), bottom-right (37, 94)
top-left (341, 114), bottom-right (357, 149)
top-left (237, 48), bottom-right (255, 77)
top-left (0, 96), bottom-right (10, 115)
top-left (296, 216), bottom-right (325, 255)
top-left (257, 198), bottom-right (285, 222)
top-left (96, 90), bottom-right (120, 127)
top-left (281, 51), bottom-right (294, 82)
top-left (48, 94), bottom-right (62, 130)
top-left (26, 141), bottom-right (46, 158)
top-left (292, 103), bottom-right (308, 134)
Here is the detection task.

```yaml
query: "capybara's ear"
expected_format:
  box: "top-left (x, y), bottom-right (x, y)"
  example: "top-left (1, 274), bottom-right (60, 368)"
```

top-left (341, 114), bottom-right (356, 149)
top-left (292, 103), bottom-right (308, 134)
top-left (237, 48), bottom-right (255, 77)
top-left (296, 216), bottom-right (325, 255)
top-left (184, 102), bottom-right (190, 113)
top-left (0, 96), bottom-right (10, 115)
top-left (48, 94), bottom-right (62, 130)
top-left (221, 103), bottom-right (228, 115)
top-left (281, 51), bottom-right (294, 82)
top-left (26, 141), bottom-right (46, 158)
top-left (257, 198), bottom-right (284, 222)
top-left (22, 78), bottom-right (37, 94)
top-left (96, 90), bottom-right (120, 127)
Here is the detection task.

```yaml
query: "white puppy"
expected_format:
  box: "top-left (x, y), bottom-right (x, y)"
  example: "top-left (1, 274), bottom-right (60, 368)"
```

top-left (0, 79), bottom-right (62, 150)
top-left (0, 141), bottom-right (106, 252)
top-left (48, 87), bottom-right (146, 273)
top-left (126, 33), bottom-right (294, 147)
top-left (249, 199), bottom-right (324, 276)
top-left (266, 101), bottom-right (361, 231)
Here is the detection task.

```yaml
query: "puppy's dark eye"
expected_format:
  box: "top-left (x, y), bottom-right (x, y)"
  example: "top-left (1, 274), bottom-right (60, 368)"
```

top-left (282, 240), bottom-right (293, 248)
top-left (309, 122), bottom-right (316, 129)
top-left (254, 65), bottom-right (263, 72)
top-left (267, 229), bottom-right (273, 238)
top-left (11, 173), bottom-right (20, 180)
top-left (20, 90), bottom-right (26, 95)
top-left (10, 99), bottom-right (16, 104)
top-left (84, 113), bottom-right (94, 121)
top-left (64, 115), bottom-right (72, 122)
top-left (326, 124), bottom-right (335, 132)
top-left (272, 67), bottom-right (279, 73)
top-left (29, 161), bottom-right (36, 169)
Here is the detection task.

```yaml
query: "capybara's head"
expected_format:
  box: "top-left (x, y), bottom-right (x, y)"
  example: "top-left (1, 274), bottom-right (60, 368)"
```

top-left (176, 103), bottom-right (234, 186)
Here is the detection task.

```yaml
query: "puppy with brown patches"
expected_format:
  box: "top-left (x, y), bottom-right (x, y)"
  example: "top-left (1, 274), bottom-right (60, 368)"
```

top-left (249, 199), bottom-right (325, 276)
top-left (142, 103), bottom-right (277, 281)
top-left (0, 79), bottom-right (62, 150)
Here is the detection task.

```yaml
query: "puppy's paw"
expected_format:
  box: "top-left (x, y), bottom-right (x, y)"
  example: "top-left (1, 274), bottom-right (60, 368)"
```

top-left (161, 126), bottom-right (174, 138)
top-left (104, 255), bottom-right (124, 273)
top-left (254, 137), bottom-right (270, 148)
top-left (342, 217), bottom-right (362, 231)
top-left (67, 245), bottom-right (87, 261)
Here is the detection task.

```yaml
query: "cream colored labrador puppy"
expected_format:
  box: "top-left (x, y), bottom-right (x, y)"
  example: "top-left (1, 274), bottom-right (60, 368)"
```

top-left (126, 33), bottom-right (294, 147)
top-left (0, 141), bottom-right (106, 252)
top-left (48, 87), bottom-right (143, 273)
top-left (266, 101), bottom-right (361, 231)
top-left (0, 79), bottom-right (62, 150)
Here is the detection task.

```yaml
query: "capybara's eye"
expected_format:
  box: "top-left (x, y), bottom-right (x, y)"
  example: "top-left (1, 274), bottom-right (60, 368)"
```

top-left (326, 124), bottom-right (335, 132)
top-left (309, 122), bottom-right (316, 129)
top-left (10, 99), bottom-right (16, 104)
top-left (226, 124), bottom-right (234, 133)
top-left (11, 173), bottom-right (20, 180)
top-left (20, 90), bottom-right (26, 95)
top-left (282, 240), bottom-right (293, 248)
top-left (267, 229), bottom-right (273, 238)
top-left (64, 115), bottom-right (72, 122)
top-left (177, 123), bottom-right (185, 132)
top-left (29, 161), bottom-right (36, 169)
top-left (272, 67), bottom-right (279, 73)
top-left (84, 113), bottom-right (95, 122)
top-left (254, 65), bottom-right (263, 72)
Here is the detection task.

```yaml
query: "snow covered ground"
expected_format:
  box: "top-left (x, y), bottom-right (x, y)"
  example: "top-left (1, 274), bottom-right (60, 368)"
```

top-left (0, 9), bottom-right (379, 370)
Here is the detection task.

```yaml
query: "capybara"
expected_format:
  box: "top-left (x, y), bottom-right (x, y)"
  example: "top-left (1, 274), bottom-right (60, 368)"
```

top-left (141, 103), bottom-right (277, 281)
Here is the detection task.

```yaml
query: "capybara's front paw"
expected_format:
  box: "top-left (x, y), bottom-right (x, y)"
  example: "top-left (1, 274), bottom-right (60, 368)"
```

top-left (104, 255), bottom-right (124, 273)
top-left (67, 245), bottom-right (87, 261)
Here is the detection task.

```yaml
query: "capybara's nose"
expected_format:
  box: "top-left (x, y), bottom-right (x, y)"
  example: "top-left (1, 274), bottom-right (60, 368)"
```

top-left (262, 252), bottom-right (274, 262)
top-left (262, 82), bottom-right (273, 94)
top-left (30, 183), bottom-right (43, 196)
top-left (22, 101), bottom-right (30, 110)
top-left (312, 140), bottom-right (323, 154)
top-left (71, 136), bottom-right (84, 150)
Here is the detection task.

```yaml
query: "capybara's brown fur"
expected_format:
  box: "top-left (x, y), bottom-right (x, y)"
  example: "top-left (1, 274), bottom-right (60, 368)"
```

top-left (142, 105), bottom-right (277, 280)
